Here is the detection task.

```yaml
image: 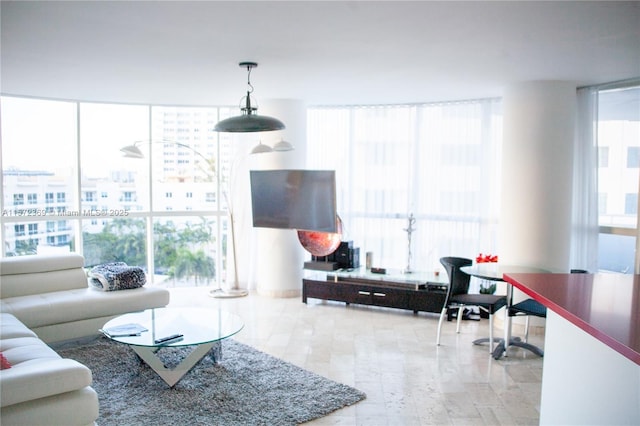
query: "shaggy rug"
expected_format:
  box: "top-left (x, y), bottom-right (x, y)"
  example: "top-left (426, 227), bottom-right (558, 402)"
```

top-left (58, 338), bottom-right (366, 425)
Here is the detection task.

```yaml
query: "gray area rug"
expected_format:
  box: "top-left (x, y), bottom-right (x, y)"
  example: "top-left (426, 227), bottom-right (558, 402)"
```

top-left (58, 337), bottom-right (366, 425)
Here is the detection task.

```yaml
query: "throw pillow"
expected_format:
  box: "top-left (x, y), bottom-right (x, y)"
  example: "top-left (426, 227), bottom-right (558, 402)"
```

top-left (0, 352), bottom-right (11, 370)
top-left (89, 262), bottom-right (147, 291)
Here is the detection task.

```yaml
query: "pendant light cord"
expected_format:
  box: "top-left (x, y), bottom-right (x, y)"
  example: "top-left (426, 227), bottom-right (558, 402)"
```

top-left (246, 64), bottom-right (254, 94)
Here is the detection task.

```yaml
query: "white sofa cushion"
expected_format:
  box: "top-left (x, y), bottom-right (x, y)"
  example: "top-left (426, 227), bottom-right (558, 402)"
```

top-left (0, 313), bottom-right (37, 339)
top-left (0, 254), bottom-right (87, 298)
top-left (0, 386), bottom-right (98, 426)
top-left (0, 337), bottom-right (92, 407)
top-left (0, 336), bottom-right (60, 366)
top-left (0, 253), bottom-right (83, 275)
top-left (1, 286), bottom-right (170, 329)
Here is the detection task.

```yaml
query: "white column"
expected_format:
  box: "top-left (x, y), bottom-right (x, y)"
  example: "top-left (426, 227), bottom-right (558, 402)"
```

top-left (500, 81), bottom-right (576, 328)
top-left (500, 81), bottom-right (576, 271)
top-left (248, 99), bottom-right (307, 297)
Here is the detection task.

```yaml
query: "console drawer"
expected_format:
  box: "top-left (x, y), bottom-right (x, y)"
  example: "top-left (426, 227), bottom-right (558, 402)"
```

top-left (302, 278), bottom-right (441, 314)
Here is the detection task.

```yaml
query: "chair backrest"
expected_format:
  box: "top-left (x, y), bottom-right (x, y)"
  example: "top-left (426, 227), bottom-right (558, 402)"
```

top-left (440, 257), bottom-right (472, 301)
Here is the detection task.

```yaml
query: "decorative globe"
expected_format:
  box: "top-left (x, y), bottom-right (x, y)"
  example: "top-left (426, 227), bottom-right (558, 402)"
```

top-left (297, 216), bottom-right (343, 256)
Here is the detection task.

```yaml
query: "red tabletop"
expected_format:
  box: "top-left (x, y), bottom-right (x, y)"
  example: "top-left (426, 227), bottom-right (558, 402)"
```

top-left (504, 273), bottom-right (640, 365)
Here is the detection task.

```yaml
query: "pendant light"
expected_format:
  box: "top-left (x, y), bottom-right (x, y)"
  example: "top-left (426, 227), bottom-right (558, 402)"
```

top-left (214, 62), bottom-right (286, 133)
top-left (272, 139), bottom-right (295, 151)
top-left (250, 141), bottom-right (273, 154)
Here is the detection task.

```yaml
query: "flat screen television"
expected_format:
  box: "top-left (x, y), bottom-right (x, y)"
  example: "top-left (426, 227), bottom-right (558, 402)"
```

top-left (249, 169), bottom-right (338, 232)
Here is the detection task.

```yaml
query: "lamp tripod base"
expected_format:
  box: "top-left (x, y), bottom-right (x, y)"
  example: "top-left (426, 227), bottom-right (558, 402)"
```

top-left (209, 287), bottom-right (248, 299)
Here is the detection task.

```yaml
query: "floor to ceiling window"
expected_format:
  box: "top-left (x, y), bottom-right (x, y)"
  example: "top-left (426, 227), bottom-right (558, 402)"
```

top-left (1, 97), bottom-right (79, 255)
top-left (596, 84), bottom-right (640, 273)
top-left (2, 95), bottom-right (505, 284)
top-left (1, 96), bottom-right (234, 288)
top-left (3, 83), bottom-right (636, 283)
top-left (307, 99), bottom-right (503, 272)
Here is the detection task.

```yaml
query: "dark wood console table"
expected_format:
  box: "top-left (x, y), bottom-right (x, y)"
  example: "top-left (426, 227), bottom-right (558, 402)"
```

top-left (302, 268), bottom-right (448, 314)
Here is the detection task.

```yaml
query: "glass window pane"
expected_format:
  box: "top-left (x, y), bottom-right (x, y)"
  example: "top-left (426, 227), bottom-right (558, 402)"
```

top-left (598, 233), bottom-right (635, 273)
top-left (625, 193), bottom-right (638, 215)
top-left (150, 106), bottom-right (220, 212)
top-left (152, 216), bottom-right (218, 287)
top-left (2, 96), bottom-right (231, 287)
top-left (80, 103), bottom-right (150, 213)
top-left (598, 146), bottom-right (610, 167)
top-left (1, 96), bottom-right (78, 256)
top-left (627, 146), bottom-right (640, 168)
top-left (597, 87), bottom-right (640, 229)
top-left (3, 219), bottom-right (78, 256)
top-left (82, 217), bottom-right (147, 267)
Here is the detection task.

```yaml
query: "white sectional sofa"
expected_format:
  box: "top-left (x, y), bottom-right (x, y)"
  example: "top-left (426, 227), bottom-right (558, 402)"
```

top-left (0, 313), bottom-right (98, 426)
top-left (0, 253), bottom-right (171, 425)
top-left (0, 253), bottom-right (170, 343)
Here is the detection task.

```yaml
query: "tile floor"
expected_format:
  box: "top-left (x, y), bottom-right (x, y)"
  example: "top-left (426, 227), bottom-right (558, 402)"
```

top-left (167, 286), bottom-right (544, 426)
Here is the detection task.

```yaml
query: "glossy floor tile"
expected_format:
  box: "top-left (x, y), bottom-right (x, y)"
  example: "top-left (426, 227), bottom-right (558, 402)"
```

top-left (167, 287), bottom-right (544, 425)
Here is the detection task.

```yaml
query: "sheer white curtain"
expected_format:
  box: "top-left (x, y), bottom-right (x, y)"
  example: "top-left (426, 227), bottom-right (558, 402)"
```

top-left (570, 87), bottom-right (599, 272)
top-left (307, 99), bottom-right (502, 273)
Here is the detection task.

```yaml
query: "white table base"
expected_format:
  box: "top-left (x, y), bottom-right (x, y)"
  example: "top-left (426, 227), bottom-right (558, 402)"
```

top-left (131, 341), bottom-right (221, 387)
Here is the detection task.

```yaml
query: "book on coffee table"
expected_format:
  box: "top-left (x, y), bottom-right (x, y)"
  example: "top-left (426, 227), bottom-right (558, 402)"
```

top-left (100, 323), bottom-right (148, 337)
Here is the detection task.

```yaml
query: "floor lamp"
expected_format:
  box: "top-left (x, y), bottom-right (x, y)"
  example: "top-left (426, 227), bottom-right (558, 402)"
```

top-left (209, 140), bottom-right (294, 298)
top-left (120, 139), bottom-right (293, 298)
top-left (215, 208), bottom-right (245, 298)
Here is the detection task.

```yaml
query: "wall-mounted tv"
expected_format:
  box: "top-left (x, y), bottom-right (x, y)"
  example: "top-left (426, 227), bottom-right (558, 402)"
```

top-left (249, 169), bottom-right (338, 233)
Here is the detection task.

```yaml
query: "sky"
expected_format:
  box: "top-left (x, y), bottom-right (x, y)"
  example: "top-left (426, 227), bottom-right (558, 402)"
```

top-left (1, 97), bottom-right (148, 177)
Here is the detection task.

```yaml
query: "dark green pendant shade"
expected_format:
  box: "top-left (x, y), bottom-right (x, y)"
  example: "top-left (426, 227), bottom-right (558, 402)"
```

top-left (214, 62), bottom-right (286, 133)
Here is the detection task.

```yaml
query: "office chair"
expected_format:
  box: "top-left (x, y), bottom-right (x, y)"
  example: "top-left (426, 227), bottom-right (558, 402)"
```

top-left (437, 257), bottom-right (507, 352)
top-left (508, 269), bottom-right (588, 344)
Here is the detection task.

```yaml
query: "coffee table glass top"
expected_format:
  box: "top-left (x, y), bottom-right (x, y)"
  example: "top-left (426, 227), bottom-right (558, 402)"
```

top-left (101, 307), bottom-right (244, 347)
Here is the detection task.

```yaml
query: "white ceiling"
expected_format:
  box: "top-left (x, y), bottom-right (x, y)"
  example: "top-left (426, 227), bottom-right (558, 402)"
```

top-left (1, 1), bottom-right (639, 107)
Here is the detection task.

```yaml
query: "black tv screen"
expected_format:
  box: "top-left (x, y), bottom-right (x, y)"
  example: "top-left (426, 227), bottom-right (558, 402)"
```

top-left (249, 169), bottom-right (338, 232)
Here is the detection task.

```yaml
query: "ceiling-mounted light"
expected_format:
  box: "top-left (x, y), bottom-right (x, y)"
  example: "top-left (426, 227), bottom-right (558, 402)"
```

top-left (272, 139), bottom-right (294, 152)
top-left (250, 141), bottom-right (274, 154)
top-left (214, 62), bottom-right (286, 133)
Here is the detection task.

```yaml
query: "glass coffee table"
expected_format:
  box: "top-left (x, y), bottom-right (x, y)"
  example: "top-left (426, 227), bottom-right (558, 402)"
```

top-left (101, 307), bottom-right (244, 387)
